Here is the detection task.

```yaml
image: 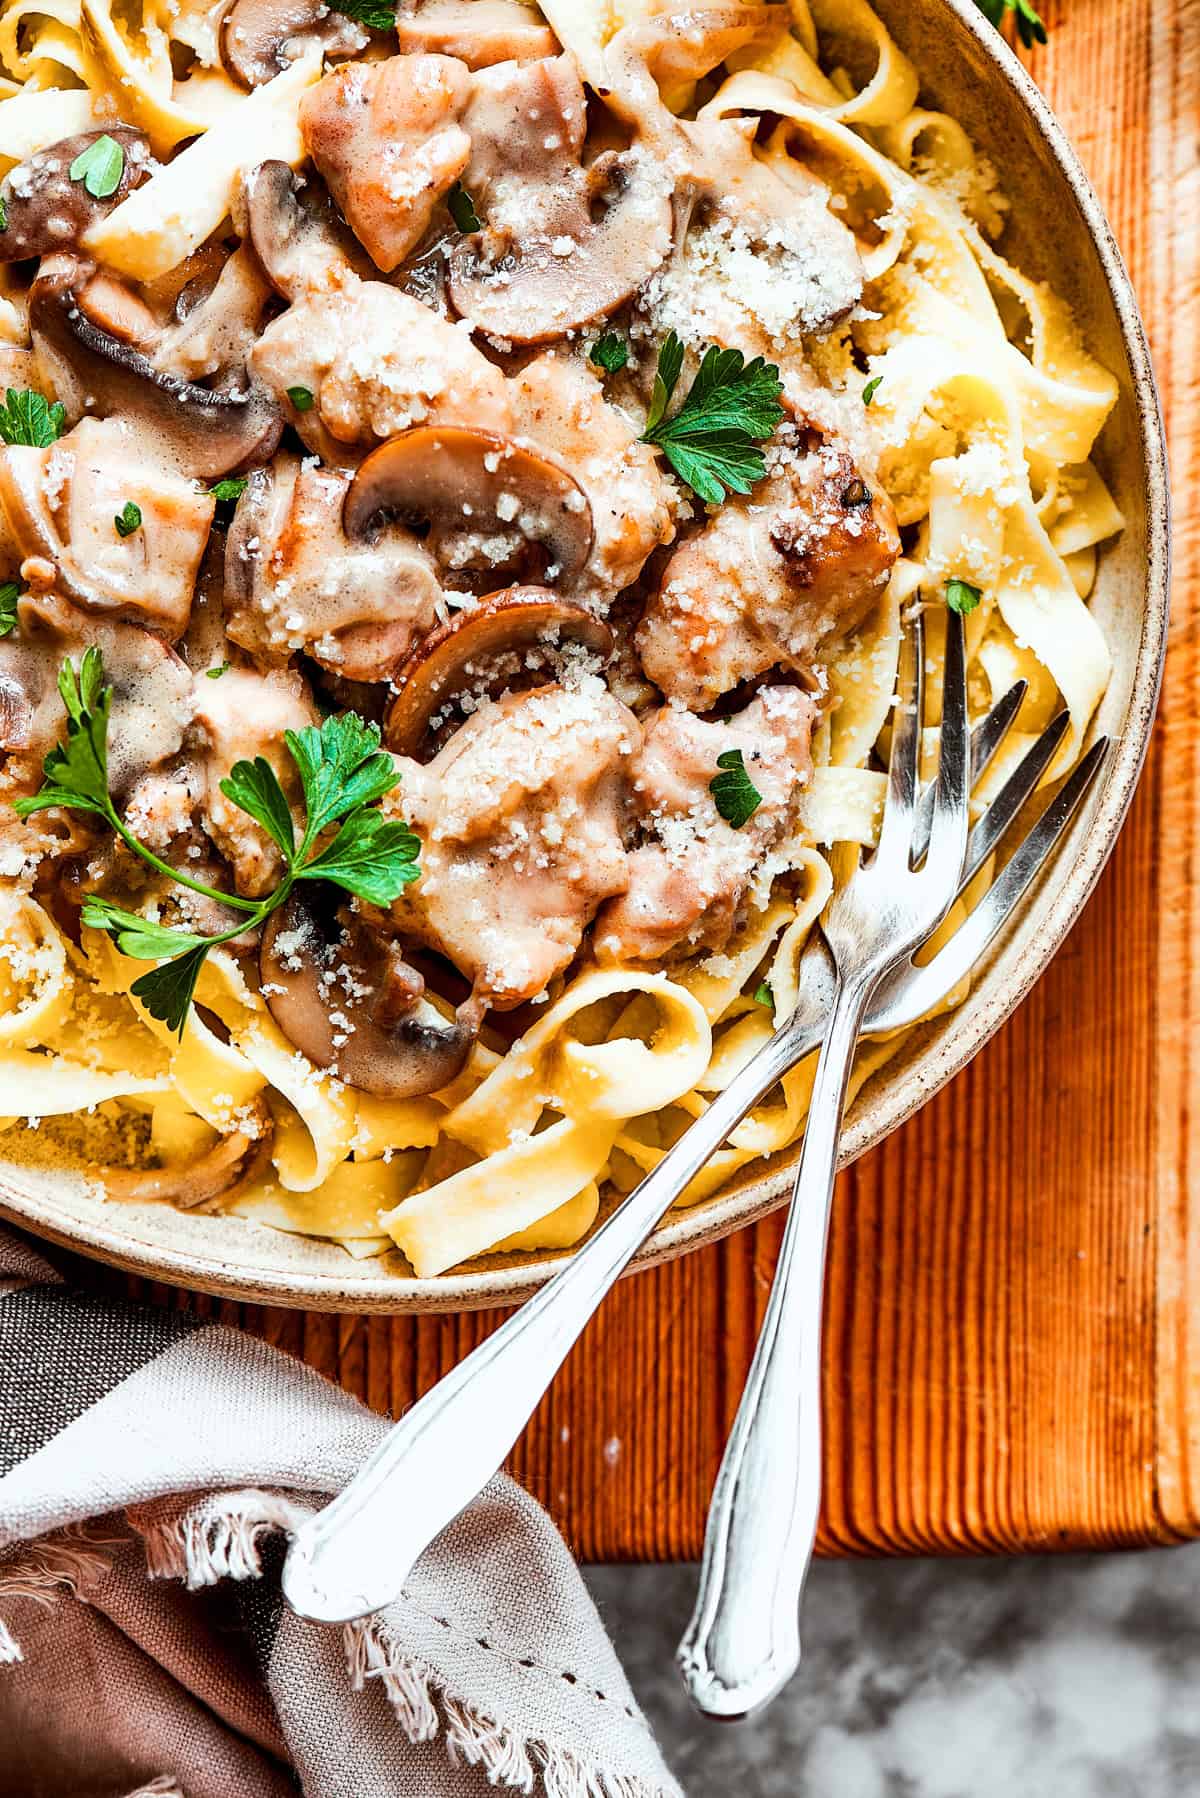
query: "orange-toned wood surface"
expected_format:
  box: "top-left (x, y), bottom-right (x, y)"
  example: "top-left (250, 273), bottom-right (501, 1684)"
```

top-left (95, 0), bottom-right (1199, 1558)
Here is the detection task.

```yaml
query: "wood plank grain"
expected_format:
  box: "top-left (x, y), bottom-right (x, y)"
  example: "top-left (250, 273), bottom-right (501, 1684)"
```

top-left (81, 0), bottom-right (1196, 1561)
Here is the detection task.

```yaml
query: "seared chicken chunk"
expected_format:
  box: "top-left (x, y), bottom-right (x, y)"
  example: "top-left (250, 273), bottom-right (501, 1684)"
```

top-left (0, 418), bottom-right (213, 641)
top-left (395, 0), bottom-right (558, 67)
top-left (510, 350), bottom-right (677, 600)
top-left (300, 55), bottom-right (472, 274)
top-left (225, 455), bottom-right (442, 679)
top-left (637, 435), bottom-right (900, 710)
top-left (249, 274), bottom-right (511, 456)
top-left (389, 683), bottom-right (640, 1008)
top-left (191, 667), bottom-right (318, 898)
top-left (594, 687), bottom-right (817, 965)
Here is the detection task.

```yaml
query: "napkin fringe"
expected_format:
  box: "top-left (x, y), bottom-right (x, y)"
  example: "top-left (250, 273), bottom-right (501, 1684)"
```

top-left (0, 1522), bottom-right (121, 1662)
top-left (133, 1491), bottom-right (309, 1589)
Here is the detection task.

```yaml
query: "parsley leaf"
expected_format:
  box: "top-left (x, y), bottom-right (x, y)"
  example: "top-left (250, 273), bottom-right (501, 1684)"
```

top-left (205, 661), bottom-right (231, 680)
top-left (13, 653), bottom-right (423, 1036)
top-left (642, 336), bottom-right (784, 504)
top-left (0, 388), bottom-right (65, 448)
top-left (69, 133), bottom-right (125, 200)
top-left (863, 374), bottom-right (882, 406)
top-left (447, 182), bottom-right (481, 233)
top-left (301, 809), bottom-right (422, 905)
top-left (710, 748), bottom-right (763, 829)
top-left (753, 980), bottom-right (773, 1008)
top-left (132, 944), bottom-right (214, 1036)
top-left (219, 756), bottom-right (297, 859)
top-left (590, 332), bottom-right (629, 374)
top-left (114, 500), bottom-right (141, 538)
top-left (0, 194), bottom-right (7, 234)
top-left (0, 580), bottom-right (19, 638)
top-left (973, 0), bottom-right (1046, 48)
top-left (209, 476), bottom-right (248, 503)
top-left (286, 385), bottom-right (315, 412)
top-left (946, 577), bottom-right (983, 616)
top-left (328, 0), bottom-right (396, 28)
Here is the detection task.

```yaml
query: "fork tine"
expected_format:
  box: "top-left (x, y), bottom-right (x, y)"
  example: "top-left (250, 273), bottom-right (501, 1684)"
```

top-left (960, 709), bottom-right (1070, 889)
top-left (876, 607), bottom-right (924, 857)
top-left (909, 679), bottom-right (1028, 865)
top-left (921, 604), bottom-right (970, 888)
top-left (870, 736), bottom-right (1110, 1034)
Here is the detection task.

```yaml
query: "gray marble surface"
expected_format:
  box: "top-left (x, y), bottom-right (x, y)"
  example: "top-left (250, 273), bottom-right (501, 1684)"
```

top-left (586, 1544), bottom-right (1200, 1796)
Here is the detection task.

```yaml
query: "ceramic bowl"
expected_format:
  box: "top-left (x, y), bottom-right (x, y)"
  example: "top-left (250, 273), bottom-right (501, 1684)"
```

top-left (0, 0), bottom-right (1169, 1310)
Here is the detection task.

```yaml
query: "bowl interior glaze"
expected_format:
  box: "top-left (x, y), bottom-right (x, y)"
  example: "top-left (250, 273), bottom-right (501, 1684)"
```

top-left (0, 0), bottom-right (1169, 1311)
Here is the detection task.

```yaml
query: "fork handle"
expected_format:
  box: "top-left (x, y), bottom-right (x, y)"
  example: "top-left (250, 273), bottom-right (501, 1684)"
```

top-left (678, 967), bottom-right (876, 1719)
top-left (281, 1017), bottom-right (816, 1624)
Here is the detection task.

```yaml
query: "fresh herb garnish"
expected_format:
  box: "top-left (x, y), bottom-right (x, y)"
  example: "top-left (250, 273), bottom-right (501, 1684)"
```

top-left (447, 182), bottom-right (481, 233)
top-left (69, 133), bottom-right (125, 201)
top-left (328, 0), bottom-right (397, 28)
top-left (114, 501), bottom-right (141, 538)
top-left (753, 980), bottom-right (773, 1008)
top-left (641, 331), bottom-right (784, 505)
top-left (862, 375), bottom-right (882, 406)
top-left (946, 577), bottom-right (982, 616)
top-left (205, 661), bottom-right (231, 680)
top-left (209, 476), bottom-right (248, 503)
top-left (710, 748), bottom-right (763, 829)
top-left (590, 332), bottom-right (629, 374)
top-left (0, 581), bottom-right (19, 637)
top-left (0, 195), bottom-right (7, 234)
top-left (286, 385), bottom-right (315, 413)
top-left (15, 652), bottom-right (421, 1036)
top-left (973, 0), bottom-right (1046, 48)
top-left (0, 388), bottom-right (65, 448)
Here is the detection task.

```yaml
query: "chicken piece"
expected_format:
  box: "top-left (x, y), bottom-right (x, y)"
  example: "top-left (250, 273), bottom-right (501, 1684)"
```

top-left (395, 0), bottom-right (558, 67)
top-left (225, 455), bottom-right (442, 680)
top-left (0, 591), bottom-right (193, 804)
top-left (0, 418), bottom-right (214, 641)
top-left (191, 667), bottom-right (318, 898)
top-left (637, 435), bottom-right (900, 710)
top-left (594, 687), bottom-right (817, 964)
top-left (152, 245), bottom-right (275, 386)
top-left (510, 350), bottom-right (677, 600)
top-left (300, 55), bottom-right (472, 275)
top-left (389, 683), bottom-right (640, 1008)
top-left (249, 274), bottom-right (511, 457)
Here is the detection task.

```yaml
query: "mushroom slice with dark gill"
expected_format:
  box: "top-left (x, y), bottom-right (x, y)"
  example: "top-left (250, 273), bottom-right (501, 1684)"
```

top-left (29, 257), bottom-right (283, 480)
top-left (220, 0), bottom-right (368, 90)
top-left (261, 893), bottom-right (476, 1097)
top-left (343, 426), bottom-right (595, 590)
top-left (384, 587), bottom-right (614, 757)
top-left (395, 0), bottom-right (557, 65)
top-left (0, 126), bottom-right (152, 263)
top-left (98, 1116), bottom-right (271, 1207)
top-left (241, 159), bottom-right (370, 302)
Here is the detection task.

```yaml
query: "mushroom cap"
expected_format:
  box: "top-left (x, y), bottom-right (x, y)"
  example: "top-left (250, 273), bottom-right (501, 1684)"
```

top-left (343, 426), bottom-right (595, 589)
top-left (384, 587), bottom-right (614, 757)
top-left (29, 257), bottom-right (283, 480)
top-left (220, 0), bottom-right (368, 89)
top-left (242, 159), bottom-right (370, 303)
top-left (260, 894), bottom-right (476, 1097)
top-left (446, 148), bottom-right (674, 344)
top-left (0, 126), bottom-right (152, 264)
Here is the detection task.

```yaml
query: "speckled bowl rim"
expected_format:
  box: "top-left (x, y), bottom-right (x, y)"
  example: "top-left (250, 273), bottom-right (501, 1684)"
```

top-left (0, 0), bottom-right (1170, 1311)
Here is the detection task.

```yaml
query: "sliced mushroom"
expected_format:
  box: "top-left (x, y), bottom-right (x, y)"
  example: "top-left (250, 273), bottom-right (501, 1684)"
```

top-left (220, 0), bottom-right (368, 90)
top-left (0, 126), bottom-right (152, 263)
top-left (152, 244), bottom-right (276, 384)
top-left (384, 587), bottom-right (613, 756)
top-left (29, 257), bottom-right (282, 480)
top-left (446, 57), bottom-right (673, 342)
top-left (343, 427), bottom-right (594, 590)
top-left (241, 160), bottom-right (369, 303)
top-left (260, 893), bottom-right (476, 1097)
top-left (98, 1118), bottom-right (271, 1207)
top-left (395, 0), bottom-right (558, 66)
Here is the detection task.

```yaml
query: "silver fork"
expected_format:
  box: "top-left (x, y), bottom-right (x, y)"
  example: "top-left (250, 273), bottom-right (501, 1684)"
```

top-left (280, 610), bottom-right (1109, 1633)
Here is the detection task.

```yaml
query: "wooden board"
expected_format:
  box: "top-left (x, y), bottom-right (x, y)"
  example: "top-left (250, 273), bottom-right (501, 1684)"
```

top-left (87, 0), bottom-right (1199, 1560)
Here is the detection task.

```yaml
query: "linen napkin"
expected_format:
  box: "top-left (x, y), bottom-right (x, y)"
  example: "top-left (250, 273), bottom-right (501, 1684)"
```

top-left (0, 1227), bottom-right (683, 1798)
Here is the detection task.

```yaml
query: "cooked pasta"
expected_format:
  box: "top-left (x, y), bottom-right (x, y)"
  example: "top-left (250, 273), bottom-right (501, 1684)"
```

top-left (0, 0), bottom-right (1122, 1277)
